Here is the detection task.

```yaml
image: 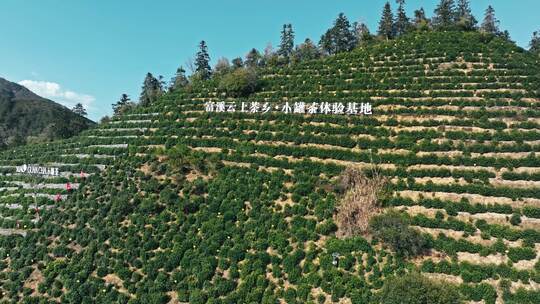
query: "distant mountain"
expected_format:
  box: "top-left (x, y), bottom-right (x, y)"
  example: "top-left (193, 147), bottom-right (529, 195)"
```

top-left (0, 77), bottom-right (95, 148)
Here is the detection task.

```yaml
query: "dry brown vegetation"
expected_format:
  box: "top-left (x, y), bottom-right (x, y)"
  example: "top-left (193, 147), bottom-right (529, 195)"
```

top-left (335, 166), bottom-right (388, 238)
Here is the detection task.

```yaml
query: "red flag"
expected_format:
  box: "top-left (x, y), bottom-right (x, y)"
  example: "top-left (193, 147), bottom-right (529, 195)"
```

top-left (66, 182), bottom-right (72, 191)
top-left (55, 193), bottom-right (61, 202)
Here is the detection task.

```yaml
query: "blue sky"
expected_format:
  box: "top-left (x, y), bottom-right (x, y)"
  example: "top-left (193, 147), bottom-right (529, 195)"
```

top-left (1, 0), bottom-right (538, 121)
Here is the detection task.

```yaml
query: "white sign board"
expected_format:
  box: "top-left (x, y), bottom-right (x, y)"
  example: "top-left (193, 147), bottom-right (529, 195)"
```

top-left (16, 164), bottom-right (60, 176)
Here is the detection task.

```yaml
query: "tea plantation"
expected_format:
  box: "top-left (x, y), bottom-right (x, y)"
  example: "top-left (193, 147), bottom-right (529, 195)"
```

top-left (1, 31), bottom-right (540, 303)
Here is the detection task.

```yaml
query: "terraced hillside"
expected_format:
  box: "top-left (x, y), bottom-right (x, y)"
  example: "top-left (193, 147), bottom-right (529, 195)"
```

top-left (1, 32), bottom-right (540, 303)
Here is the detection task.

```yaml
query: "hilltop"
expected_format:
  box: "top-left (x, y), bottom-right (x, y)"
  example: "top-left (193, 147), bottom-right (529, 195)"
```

top-left (1, 31), bottom-right (540, 304)
top-left (0, 77), bottom-right (95, 149)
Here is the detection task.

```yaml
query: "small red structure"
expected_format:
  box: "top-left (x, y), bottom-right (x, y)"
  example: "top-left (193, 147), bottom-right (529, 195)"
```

top-left (55, 193), bottom-right (62, 202)
top-left (80, 170), bottom-right (86, 179)
top-left (66, 182), bottom-right (72, 192)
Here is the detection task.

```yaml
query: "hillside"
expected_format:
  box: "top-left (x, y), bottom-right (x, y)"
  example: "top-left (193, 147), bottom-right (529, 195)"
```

top-left (0, 77), bottom-right (95, 148)
top-left (1, 31), bottom-right (540, 303)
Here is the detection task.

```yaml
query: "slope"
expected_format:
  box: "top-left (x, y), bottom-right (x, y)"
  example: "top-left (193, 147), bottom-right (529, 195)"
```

top-left (0, 77), bottom-right (95, 148)
top-left (1, 31), bottom-right (540, 303)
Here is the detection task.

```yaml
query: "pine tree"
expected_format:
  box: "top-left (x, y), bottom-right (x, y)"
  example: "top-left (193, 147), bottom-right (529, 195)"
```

top-left (378, 2), bottom-right (395, 40)
top-left (170, 67), bottom-right (188, 91)
top-left (245, 48), bottom-right (262, 67)
top-left (455, 0), bottom-right (477, 30)
top-left (413, 8), bottom-right (430, 30)
top-left (353, 22), bottom-right (372, 46)
top-left (195, 40), bottom-right (212, 80)
top-left (530, 31), bottom-right (540, 54)
top-left (158, 75), bottom-right (166, 92)
top-left (278, 24), bottom-right (295, 59)
top-left (334, 13), bottom-right (356, 52)
top-left (112, 94), bottom-right (132, 116)
top-left (139, 72), bottom-right (162, 106)
top-left (480, 5), bottom-right (500, 35)
top-left (120, 93), bottom-right (130, 103)
top-left (433, 0), bottom-right (456, 29)
top-left (71, 103), bottom-right (87, 117)
top-left (395, 0), bottom-right (410, 36)
top-left (231, 57), bottom-right (244, 69)
top-left (319, 13), bottom-right (355, 55)
top-left (500, 30), bottom-right (512, 42)
top-left (319, 30), bottom-right (335, 55)
top-left (292, 38), bottom-right (321, 63)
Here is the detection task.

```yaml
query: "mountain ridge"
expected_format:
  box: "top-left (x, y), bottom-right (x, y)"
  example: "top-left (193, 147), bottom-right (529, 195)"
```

top-left (0, 77), bottom-right (95, 148)
top-left (0, 77), bottom-right (46, 101)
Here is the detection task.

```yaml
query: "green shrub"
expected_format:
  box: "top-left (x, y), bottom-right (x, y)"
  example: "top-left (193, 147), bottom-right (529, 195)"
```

top-left (218, 68), bottom-right (259, 97)
top-left (377, 272), bottom-right (462, 304)
top-left (510, 213), bottom-right (522, 226)
top-left (508, 247), bottom-right (536, 262)
top-left (369, 210), bottom-right (429, 257)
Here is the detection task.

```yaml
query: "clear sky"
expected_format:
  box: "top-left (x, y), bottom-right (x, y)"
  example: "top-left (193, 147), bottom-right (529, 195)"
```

top-left (1, 0), bottom-right (538, 121)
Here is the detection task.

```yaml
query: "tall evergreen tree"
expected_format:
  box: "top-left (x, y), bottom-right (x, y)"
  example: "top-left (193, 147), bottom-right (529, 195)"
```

top-left (245, 48), bottom-right (262, 67)
top-left (413, 8), bottom-right (430, 30)
top-left (378, 2), bottom-right (395, 40)
top-left (499, 30), bottom-right (512, 42)
top-left (71, 103), bottom-right (87, 117)
top-left (278, 24), bottom-right (295, 59)
top-left (231, 57), bottom-right (244, 69)
top-left (414, 8), bottom-right (426, 24)
top-left (433, 0), bottom-right (456, 29)
top-left (292, 38), bottom-right (321, 63)
top-left (353, 22), bottom-right (372, 46)
top-left (319, 13), bottom-right (356, 55)
top-left (480, 5), bottom-right (500, 35)
top-left (112, 94), bottom-right (132, 116)
top-left (170, 67), bottom-right (188, 91)
top-left (195, 40), bottom-right (212, 80)
top-left (333, 13), bottom-right (356, 52)
top-left (319, 30), bottom-right (335, 55)
top-left (395, 0), bottom-right (410, 36)
top-left (139, 72), bottom-right (162, 106)
top-left (455, 0), bottom-right (477, 30)
top-left (530, 30), bottom-right (540, 54)
top-left (158, 75), bottom-right (166, 92)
